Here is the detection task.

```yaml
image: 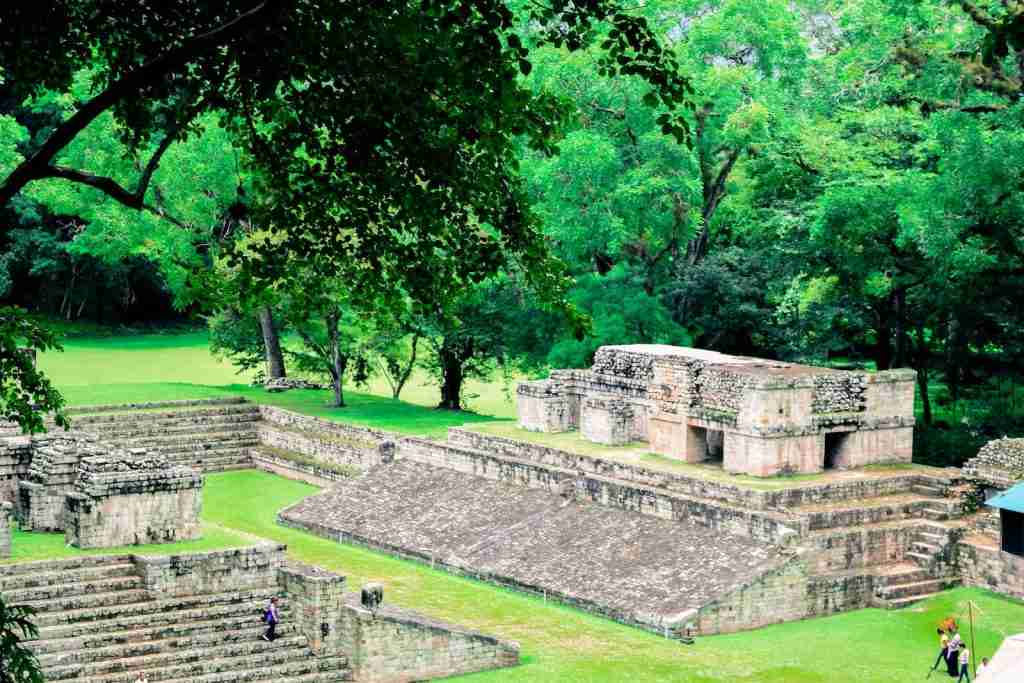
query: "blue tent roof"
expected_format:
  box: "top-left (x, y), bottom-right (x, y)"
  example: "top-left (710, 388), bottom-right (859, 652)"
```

top-left (986, 482), bottom-right (1024, 514)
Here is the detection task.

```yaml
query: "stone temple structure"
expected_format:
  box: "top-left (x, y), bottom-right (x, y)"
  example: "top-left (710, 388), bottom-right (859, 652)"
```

top-left (517, 345), bottom-right (917, 477)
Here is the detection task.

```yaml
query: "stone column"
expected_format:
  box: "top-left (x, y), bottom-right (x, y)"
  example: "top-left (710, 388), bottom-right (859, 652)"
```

top-left (278, 563), bottom-right (348, 655)
top-left (0, 501), bottom-right (11, 558)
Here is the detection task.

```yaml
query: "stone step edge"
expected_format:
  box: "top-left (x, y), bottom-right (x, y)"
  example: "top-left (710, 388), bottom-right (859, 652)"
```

top-left (65, 398), bottom-right (250, 415)
top-left (34, 591), bottom-right (282, 637)
top-left (42, 632), bottom-right (307, 677)
top-left (49, 640), bottom-right (327, 683)
top-left (30, 589), bottom-right (276, 626)
top-left (34, 617), bottom-right (293, 658)
top-left (89, 654), bottom-right (351, 683)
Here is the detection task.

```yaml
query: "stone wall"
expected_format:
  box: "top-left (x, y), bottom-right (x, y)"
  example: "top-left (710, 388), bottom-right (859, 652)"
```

top-left (695, 552), bottom-right (877, 635)
top-left (957, 537), bottom-right (1024, 600)
top-left (963, 437), bottom-right (1024, 488)
top-left (341, 594), bottom-right (519, 682)
top-left (133, 543), bottom-right (285, 597)
top-left (812, 373), bottom-right (868, 414)
top-left (399, 437), bottom-right (795, 544)
top-left (279, 561), bottom-right (520, 682)
top-left (0, 501), bottom-right (10, 558)
top-left (63, 453), bottom-right (203, 548)
top-left (516, 381), bottom-right (574, 433)
top-left (257, 405), bottom-right (394, 470)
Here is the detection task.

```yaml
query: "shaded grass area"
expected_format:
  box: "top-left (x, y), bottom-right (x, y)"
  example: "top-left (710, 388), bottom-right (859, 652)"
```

top-left (205, 470), bottom-right (1024, 683)
top-left (40, 332), bottom-right (515, 438)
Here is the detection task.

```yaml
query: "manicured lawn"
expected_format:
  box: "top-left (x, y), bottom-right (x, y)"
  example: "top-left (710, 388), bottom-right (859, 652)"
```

top-left (39, 332), bottom-right (516, 438)
top-left (204, 470), bottom-right (1024, 683)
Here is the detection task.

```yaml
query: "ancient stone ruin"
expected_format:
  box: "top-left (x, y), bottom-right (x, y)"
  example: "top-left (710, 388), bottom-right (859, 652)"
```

top-left (64, 451), bottom-right (203, 549)
top-left (518, 345), bottom-right (917, 476)
top-left (17, 435), bottom-right (103, 532)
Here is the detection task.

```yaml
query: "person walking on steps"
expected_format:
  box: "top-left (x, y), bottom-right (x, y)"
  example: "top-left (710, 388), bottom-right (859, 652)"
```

top-left (262, 596), bottom-right (279, 642)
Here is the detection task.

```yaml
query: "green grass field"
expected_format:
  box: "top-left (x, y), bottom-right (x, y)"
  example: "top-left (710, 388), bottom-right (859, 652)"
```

top-left (40, 332), bottom-right (515, 437)
top-left (24, 331), bottom-right (1024, 681)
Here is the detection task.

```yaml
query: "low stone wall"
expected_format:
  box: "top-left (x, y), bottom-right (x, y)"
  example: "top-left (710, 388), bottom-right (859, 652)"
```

top-left (257, 406), bottom-right (395, 470)
top-left (133, 543), bottom-right (285, 597)
top-left (957, 537), bottom-right (1024, 600)
top-left (695, 552), bottom-right (877, 635)
top-left (0, 501), bottom-right (10, 558)
top-left (399, 438), bottom-right (795, 544)
top-left (342, 594), bottom-right (520, 683)
top-left (447, 427), bottom-right (941, 511)
top-left (253, 451), bottom-right (353, 487)
top-left (63, 453), bottom-right (203, 549)
top-left (279, 561), bottom-right (520, 682)
top-left (802, 523), bottom-right (917, 573)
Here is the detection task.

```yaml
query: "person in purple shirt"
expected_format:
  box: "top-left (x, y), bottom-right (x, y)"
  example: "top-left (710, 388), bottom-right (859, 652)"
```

top-left (262, 596), bottom-right (280, 642)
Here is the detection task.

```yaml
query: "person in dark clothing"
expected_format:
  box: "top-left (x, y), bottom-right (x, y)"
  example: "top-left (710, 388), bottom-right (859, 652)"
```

top-left (262, 596), bottom-right (279, 642)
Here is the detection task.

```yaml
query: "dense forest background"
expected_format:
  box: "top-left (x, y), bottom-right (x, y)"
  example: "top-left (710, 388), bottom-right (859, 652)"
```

top-left (4, 0), bottom-right (1024, 465)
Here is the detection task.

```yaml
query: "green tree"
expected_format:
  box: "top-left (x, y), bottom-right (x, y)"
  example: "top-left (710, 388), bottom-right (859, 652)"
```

top-left (0, 593), bottom-right (44, 683)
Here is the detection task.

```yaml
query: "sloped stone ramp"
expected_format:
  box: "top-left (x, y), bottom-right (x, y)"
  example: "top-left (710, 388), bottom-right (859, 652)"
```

top-left (279, 460), bottom-right (782, 633)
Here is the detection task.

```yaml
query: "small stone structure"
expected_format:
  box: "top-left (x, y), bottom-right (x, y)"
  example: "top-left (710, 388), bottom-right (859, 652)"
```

top-left (64, 452), bottom-right (202, 548)
top-left (957, 438), bottom-right (1024, 600)
top-left (16, 436), bottom-right (102, 532)
top-left (518, 345), bottom-right (916, 476)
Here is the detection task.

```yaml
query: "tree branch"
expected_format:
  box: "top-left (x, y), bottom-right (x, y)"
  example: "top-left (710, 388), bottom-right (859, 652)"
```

top-left (44, 165), bottom-right (190, 229)
top-left (0, 0), bottom-right (282, 210)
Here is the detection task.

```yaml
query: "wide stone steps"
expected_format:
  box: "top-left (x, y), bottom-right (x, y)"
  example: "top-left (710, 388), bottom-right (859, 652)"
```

top-left (2, 574), bottom-right (142, 604)
top-left (121, 433), bottom-right (261, 451)
top-left (0, 556), bottom-right (134, 578)
top-left (43, 632), bottom-right (309, 680)
top-left (33, 612), bottom-right (291, 658)
top-left (33, 590), bottom-right (278, 637)
top-left (877, 577), bottom-right (961, 601)
top-left (72, 644), bottom-right (348, 683)
top-left (70, 406), bottom-right (261, 427)
top-left (118, 654), bottom-right (352, 683)
top-left (87, 420), bottom-right (259, 441)
top-left (792, 494), bottom-right (946, 531)
top-left (0, 562), bottom-right (137, 591)
top-left (18, 588), bottom-right (153, 615)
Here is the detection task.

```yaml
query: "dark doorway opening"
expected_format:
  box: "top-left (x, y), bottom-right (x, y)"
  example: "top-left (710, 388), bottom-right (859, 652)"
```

top-left (706, 429), bottom-right (724, 464)
top-left (1001, 509), bottom-right (1024, 557)
top-left (824, 432), bottom-right (849, 470)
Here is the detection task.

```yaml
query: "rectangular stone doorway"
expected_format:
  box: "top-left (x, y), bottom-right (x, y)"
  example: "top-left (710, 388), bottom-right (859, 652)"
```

top-left (706, 429), bottom-right (724, 465)
top-left (823, 432), bottom-right (849, 469)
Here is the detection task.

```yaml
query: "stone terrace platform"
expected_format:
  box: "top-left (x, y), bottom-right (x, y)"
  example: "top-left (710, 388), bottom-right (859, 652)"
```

top-left (279, 460), bottom-right (782, 633)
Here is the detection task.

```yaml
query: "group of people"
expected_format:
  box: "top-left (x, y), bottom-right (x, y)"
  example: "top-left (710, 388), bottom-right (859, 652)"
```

top-left (930, 622), bottom-right (989, 681)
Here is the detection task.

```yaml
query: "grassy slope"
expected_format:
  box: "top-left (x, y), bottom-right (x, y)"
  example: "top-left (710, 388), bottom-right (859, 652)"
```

top-left (205, 470), bottom-right (1024, 683)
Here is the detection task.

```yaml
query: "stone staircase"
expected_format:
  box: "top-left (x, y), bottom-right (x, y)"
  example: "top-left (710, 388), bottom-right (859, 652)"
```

top-left (0, 556), bottom-right (351, 682)
top-left (70, 404), bottom-right (261, 473)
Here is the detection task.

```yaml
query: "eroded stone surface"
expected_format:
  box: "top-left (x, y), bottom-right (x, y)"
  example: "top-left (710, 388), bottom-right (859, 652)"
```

top-left (280, 460), bottom-right (780, 629)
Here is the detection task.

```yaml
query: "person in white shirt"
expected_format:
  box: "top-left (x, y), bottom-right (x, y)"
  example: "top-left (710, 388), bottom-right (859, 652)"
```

top-left (957, 646), bottom-right (971, 682)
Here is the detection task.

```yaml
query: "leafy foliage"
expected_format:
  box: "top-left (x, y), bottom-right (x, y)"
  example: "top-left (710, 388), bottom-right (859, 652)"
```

top-left (0, 593), bottom-right (43, 683)
top-left (0, 309), bottom-right (68, 434)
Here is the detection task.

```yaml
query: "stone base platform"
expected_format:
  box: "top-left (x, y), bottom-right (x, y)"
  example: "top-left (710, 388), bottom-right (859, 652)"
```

top-left (279, 461), bottom-right (782, 634)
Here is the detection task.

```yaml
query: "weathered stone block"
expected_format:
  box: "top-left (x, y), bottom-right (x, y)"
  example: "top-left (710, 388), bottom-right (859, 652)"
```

top-left (580, 395), bottom-right (633, 446)
top-left (63, 453), bottom-right (203, 549)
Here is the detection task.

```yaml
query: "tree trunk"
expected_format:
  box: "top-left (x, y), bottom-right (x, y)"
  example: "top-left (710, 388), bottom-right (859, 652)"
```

top-left (893, 288), bottom-right (907, 368)
top-left (392, 333), bottom-right (419, 400)
top-left (437, 342), bottom-right (464, 410)
top-left (326, 310), bottom-right (346, 408)
top-left (914, 322), bottom-right (932, 425)
top-left (257, 305), bottom-right (287, 380)
top-left (873, 308), bottom-right (894, 371)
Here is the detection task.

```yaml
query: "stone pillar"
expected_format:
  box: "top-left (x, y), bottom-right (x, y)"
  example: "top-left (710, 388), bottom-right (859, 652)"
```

top-left (580, 396), bottom-right (634, 446)
top-left (0, 501), bottom-right (11, 558)
top-left (278, 563), bottom-right (348, 655)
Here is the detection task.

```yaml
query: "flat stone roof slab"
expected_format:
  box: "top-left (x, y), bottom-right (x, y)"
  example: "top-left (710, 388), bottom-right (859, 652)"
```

top-left (280, 461), bottom-right (782, 629)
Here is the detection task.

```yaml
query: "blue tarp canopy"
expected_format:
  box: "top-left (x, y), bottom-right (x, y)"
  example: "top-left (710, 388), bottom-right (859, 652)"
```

top-left (986, 482), bottom-right (1024, 514)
